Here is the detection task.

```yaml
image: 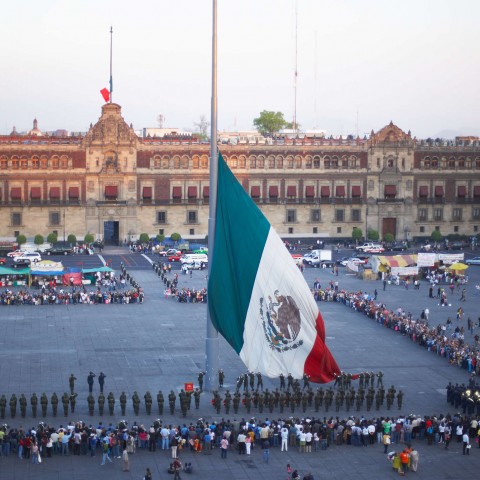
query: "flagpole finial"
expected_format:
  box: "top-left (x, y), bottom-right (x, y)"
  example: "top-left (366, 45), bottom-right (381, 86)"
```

top-left (109, 26), bottom-right (113, 103)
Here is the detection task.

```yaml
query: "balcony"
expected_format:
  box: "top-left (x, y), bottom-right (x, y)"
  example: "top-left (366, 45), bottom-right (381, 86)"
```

top-left (376, 197), bottom-right (405, 204)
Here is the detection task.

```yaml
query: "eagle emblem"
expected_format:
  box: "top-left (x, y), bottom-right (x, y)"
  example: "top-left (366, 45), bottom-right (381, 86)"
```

top-left (260, 290), bottom-right (303, 352)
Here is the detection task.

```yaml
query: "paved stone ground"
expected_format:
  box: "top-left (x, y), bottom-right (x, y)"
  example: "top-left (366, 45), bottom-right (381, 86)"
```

top-left (0, 246), bottom-right (479, 479)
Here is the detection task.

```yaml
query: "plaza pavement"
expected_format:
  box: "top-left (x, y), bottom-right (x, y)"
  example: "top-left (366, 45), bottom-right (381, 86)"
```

top-left (0, 246), bottom-right (479, 479)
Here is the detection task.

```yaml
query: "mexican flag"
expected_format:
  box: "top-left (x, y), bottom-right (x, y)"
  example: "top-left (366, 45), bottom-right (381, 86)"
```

top-left (208, 153), bottom-right (340, 383)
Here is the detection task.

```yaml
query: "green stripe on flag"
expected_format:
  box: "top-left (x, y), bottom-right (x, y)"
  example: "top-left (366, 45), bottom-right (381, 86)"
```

top-left (208, 153), bottom-right (270, 353)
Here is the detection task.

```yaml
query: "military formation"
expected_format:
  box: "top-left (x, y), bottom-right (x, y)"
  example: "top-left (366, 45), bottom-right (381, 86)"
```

top-left (446, 380), bottom-right (480, 415)
top-left (0, 369), bottom-right (405, 420)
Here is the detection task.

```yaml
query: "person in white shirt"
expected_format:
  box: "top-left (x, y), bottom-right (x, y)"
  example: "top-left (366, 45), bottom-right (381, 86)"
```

top-left (305, 431), bottom-right (313, 453)
top-left (462, 432), bottom-right (470, 455)
top-left (280, 427), bottom-right (289, 452)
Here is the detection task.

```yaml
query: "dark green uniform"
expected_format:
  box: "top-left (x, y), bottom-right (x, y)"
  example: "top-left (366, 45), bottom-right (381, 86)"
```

top-left (70, 393), bottom-right (77, 413)
top-left (233, 392), bottom-right (240, 413)
top-left (0, 394), bottom-right (6, 419)
top-left (9, 394), bottom-right (17, 418)
top-left (396, 390), bottom-right (404, 410)
top-left (168, 391), bottom-right (176, 415)
top-left (40, 393), bottom-right (48, 417)
top-left (144, 392), bottom-right (152, 415)
top-left (69, 373), bottom-right (77, 394)
top-left (198, 371), bottom-right (205, 391)
top-left (62, 392), bottom-right (69, 417)
top-left (98, 393), bottom-right (105, 415)
top-left (107, 392), bottom-right (115, 415)
top-left (132, 392), bottom-right (140, 415)
top-left (157, 391), bottom-right (164, 414)
top-left (193, 389), bottom-right (200, 409)
top-left (224, 391), bottom-right (231, 414)
top-left (120, 392), bottom-right (127, 416)
top-left (87, 393), bottom-right (95, 415)
top-left (30, 393), bottom-right (38, 418)
top-left (51, 393), bottom-right (58, 416)
top-left (19, 394), bottom-right (27, 418)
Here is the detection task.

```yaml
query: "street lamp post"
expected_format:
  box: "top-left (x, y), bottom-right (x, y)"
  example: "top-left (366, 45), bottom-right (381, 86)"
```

top-left (365, 206), bottom-right (368, 241)
top-left (63, 210), bottom-right (66, 242)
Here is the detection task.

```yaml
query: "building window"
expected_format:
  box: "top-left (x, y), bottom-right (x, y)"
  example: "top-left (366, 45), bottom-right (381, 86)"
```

top-left (337, 226), bottom-right (342, 234)
top-left (311, 209), bottom-right (321, 222)
top-left (473, 208), bottom-right (480, 219)
top-left (157, 211), bottom-right (167, 224)
top-left (454, 226), bottom-right (459, 233)
top-left (288, 227), bottom-right (294, 234)
top-left (452, 208), bottom-right (462, 221)
top-left (419, 226), bottom-right (425, 233)
top-left (14, 230), bottom-right (19, 237)
top-left (11, 213), bottom-right (21, 226)
top-left (435, 226), bottom-right (440, 231)
top-left (351, 209), bottom-right (361, 222)
top-left (313, 227), bottom-right (318, 234)
top-left (158, 229), bottom-right (164, 236)
top-left (335, 209), bottom-right (345, 222)
top-left (189, 228), bottom-right (195, 235)
top-left (433, 208), bottom-right (443, 221)
top-left (474, 225), bottom-right (478, 232)
top-left (50, 212), bottom-right (60, 226)
top-left (418, 208), bottom-right (428, 221)
top-left (286, 210), bottom-right (296, 223)
top-left (187, 211), bottom-right (197, 224)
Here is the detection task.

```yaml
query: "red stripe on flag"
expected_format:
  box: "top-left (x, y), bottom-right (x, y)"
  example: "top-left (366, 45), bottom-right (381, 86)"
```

top-left (304, 311), bottom-right (341, 383)
top-left (100, 88), bottom-right (110, 102)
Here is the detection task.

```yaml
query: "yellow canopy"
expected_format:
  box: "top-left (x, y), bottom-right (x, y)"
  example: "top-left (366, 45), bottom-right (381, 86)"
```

top-left (448, 262), bottom-right (468, 271)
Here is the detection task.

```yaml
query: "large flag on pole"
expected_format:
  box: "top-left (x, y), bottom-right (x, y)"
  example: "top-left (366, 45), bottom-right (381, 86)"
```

top-left (208, 153), bottom-right (340, 383)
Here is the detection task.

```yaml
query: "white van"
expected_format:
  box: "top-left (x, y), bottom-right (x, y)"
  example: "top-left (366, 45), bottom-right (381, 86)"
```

top-left (180, 253), bottom-right (208, 265)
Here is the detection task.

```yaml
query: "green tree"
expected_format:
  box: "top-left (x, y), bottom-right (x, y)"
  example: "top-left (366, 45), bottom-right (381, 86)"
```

top-left (34, 234), bottom-right (44, 245)
top-left (253, 110), bottom-right (288, 136)
top-left (367, 229), bottom-right (379, 241)
top-left (47, 232), bottom-right (58, 244)
top-left (84, 233), bottom-right (94, 244)
top-left (431, 230), bottom-right (442, 243)
top-left (67, 234), bottom-right (77, 245)
top-left (170, 232), bottom-right (181, 243)
top-left (156, 234), bottom-right (165, 243)
top-left (16, 234), bottom-right (27, 245)
top-left (139, 233), bottom-right (150, 243)
top-left (352, 227), bottom-right (363, 244)
top-left (384, 233), bottom-right (394, 243)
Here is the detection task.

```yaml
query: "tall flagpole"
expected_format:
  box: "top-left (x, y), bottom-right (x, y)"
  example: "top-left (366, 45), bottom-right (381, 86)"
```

top-left (109, 26), bottom-right (113, 103)
top-left (205, 0), bottom-right (219, 392)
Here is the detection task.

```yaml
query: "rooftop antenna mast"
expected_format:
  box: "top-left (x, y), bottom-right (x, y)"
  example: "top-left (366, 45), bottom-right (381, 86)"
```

top-left (293, 0), bottom-right (298, 132)
top-left (109, 26), bottom-right (113, 103)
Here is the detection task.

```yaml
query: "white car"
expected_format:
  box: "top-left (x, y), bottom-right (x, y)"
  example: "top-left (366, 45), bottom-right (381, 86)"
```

top-left (13, 251), bottom-right (42, 263)
top-left (356, 242), bottom-right (385, 253)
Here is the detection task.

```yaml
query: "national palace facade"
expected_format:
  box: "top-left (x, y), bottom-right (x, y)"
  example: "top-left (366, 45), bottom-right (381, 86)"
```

top-left (1, 102), bottom-right (479, 244)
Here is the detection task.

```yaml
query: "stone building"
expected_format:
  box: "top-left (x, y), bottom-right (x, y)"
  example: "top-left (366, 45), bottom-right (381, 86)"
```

top-left (0, 103), bottom-right (479, 244)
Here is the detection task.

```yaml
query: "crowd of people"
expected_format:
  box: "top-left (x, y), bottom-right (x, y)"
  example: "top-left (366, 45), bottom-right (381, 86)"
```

top-left (309, 283), bottom-right (480, 378)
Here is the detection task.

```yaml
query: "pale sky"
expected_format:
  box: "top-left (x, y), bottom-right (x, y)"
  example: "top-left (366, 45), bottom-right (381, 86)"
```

top-left (1, 0), bottom-right (479, 138)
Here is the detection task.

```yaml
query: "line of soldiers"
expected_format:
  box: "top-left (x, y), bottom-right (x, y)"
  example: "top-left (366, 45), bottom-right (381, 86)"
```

top-left (235, 371), bottom-right (265, 392)
top-left (446, 381), bottom-right (480, 415)
top-left (210, 384), bottom-right (403, 415)
top-left (332, 371), bottom-right (384, 391)
top-left (0, 388), bottom-right (203, 419)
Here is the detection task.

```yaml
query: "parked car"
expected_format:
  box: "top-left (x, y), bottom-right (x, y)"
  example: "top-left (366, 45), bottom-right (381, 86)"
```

top-left (13, 252), bottom-right (41, 263)
top-left (339, 257), bottom-right (367, 267)
top-left (0, 256), bottom-right (7, 265)
top-left (385, 242), bottom-right (407, 252)
top-left (7, 250), bottom-right (23, 258)
top-left (356, 242), bottom-right (385, 253)
top-left (159, 249), bottom-right (181, 257)
top-left (446, 241), bottom-right (468, 251)
top-left (45, 245), bottom-right (74, 255)
top-left (465, 256), bottom-right (480, 265)
top-left (168, 254), bottom-right (182, 262)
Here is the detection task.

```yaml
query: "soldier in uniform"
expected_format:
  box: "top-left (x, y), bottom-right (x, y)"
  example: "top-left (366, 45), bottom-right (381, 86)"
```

top-left (370, 372), bottom-right (375, 388)
top-left (377, 370), bottom-right (384, 388)
top-left (287, 373), bottom-right (294, 391)
top-left (279, 373), bottom-right (286, 390)
top-left (301, 392), bottom-right (308, 412)
top-left (256, 372), bottom-right (263, 390)
top-left (198, 371), bottom-right (205, 391)
top-left (40, 393), bottom-right (48, 417)
top-left (348, 389), bottom-right (355, 412)
top-left (144, 392), bottom-right (152, 415)
top-left (218, 369), bottom-right (225, 388)
top-left (335, 391), bottom-right (342, 412)
top-left (180, 392), bottom-right (188, 417)
top-left (314, 389), bottom-right (322, 412)
top-left (366, 389), bottom-right (374, 411)
top-left (87, 393), bottom-right (95, 415)
top-left (244, 391), bottom-right (252, 413)
top-left (87, 371), bottom-right (96, 393)
top-left (236, 375), bottom-right (243, 392)
top-left (233, 391), bottom-right (240, 414)
top-left (356, 389), bottom-right (364, 411)
top-left (51, 392), bottom-right (58, 417)
top-left (19, 394), bottom-right (27, 418)
top-left (364, 372), bottom-right (370, 390)
top-left (69, 392), bottom-right (78, 414)
top-left (157, 390), bottom-right (164, 415)
top-left (132, 391), bottom-right (140, 415)
top-left (107, 392), bottom-right (115, 415)
top-left (0, 394), bottom-right (6, 419)
top-left (69, 373), bottom-right (77, 394)
top-left (62, 392), bottom-right (69, 417)
top-left (375, 390), bottom-right (382, 411)
top-left (274, 388), bottom-right (280, 408)
top-left (396, 390), bottom-right (404, 410)
top-left (30, 393), bottom-right (38, 418)
top-left (359, 372), bottom-right (365, 389)
top-left (249, 371), bottom-right (255, 391)
top-left (9, 394), bottom-right (17, 418)
top-left (98, 372), bottom-right (106, 393)
top-left (279, 391), bottom-right (286, 413)
top-left (120, 392), bottom-right (127, 416)
top-left (224, 390), bottom-right (231, 414)
top-left (98, 392), bottom-right (105, 415)
top-left (303, 374), bottom-right (310, 390)
top-left (243, 372), bottom-right (249, 391)
top-left (258, 392), bottom-right (264, 413)
top-left (324, 389), bottom-right (333, 412)
top-left (193, 388), bottom-right (201, 409)
top-left (168, 390), bottom-right (176, 415)
top-left (253, 390), bottom-right (259, 408)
